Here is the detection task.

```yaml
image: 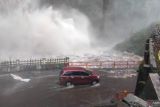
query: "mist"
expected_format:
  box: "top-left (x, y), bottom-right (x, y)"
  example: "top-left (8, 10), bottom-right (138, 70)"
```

top-left (41, 0), bottom-right (160, 50)
top-left (0, 0), bottom-right (93, 59)
top-left (0, 0), bottom-right (160, 59)
top-left (100, 0), bottom-right (160, 45)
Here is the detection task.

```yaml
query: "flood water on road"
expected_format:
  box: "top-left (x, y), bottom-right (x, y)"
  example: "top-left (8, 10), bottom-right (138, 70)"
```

top-left (0, 69), bottom-right (137, 107)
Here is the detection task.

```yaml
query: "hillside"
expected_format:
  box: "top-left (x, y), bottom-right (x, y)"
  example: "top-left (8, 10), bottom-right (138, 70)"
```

top-left (114, 27), bottom-right (152, 56)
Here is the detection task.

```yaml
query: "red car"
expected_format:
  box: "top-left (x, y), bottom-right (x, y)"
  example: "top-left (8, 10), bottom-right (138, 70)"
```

top-left (59, 67), bottom-right (100, 86)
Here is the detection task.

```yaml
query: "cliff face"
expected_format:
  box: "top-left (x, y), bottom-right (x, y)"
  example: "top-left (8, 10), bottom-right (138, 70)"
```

top-left (114, 24), bottom-right (160, 56)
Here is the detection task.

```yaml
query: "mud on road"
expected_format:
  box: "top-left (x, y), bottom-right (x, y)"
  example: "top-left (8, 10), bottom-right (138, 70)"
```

top-left (0, 69), bottom-right (137, 107)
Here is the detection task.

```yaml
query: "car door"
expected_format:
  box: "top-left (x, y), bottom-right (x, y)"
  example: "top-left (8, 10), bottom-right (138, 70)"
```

top-left (79, 72), bottom-right (91, 84)
top-left (70, 72), bottom-right (84, 85)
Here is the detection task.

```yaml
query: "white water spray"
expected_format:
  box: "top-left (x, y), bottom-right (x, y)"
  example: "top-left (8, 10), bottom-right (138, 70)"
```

top-left (10, 74), bottom-right (31, 82)
top-left (0, 0), bottom-right (92, 59)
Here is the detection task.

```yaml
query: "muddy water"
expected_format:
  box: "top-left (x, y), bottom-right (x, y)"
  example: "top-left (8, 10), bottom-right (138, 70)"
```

top-left (0, 69), bottom-right (137, 107)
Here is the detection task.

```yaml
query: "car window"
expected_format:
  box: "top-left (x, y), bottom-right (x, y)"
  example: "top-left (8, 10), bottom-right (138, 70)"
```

top-left (86, 70), bottom-right (92, 75)
top-left (65, 71), bottom-right (89, 76)
top-left (71, 72), bottom-right (81, 76)
top-left (63, 72), bottom-right (73, 76)
top-left (63, 71), bottom-right (87, 76)
top-left (63, 71), bottom-right (79, 76)
top-left (80, 72), bottom-right (89, 76)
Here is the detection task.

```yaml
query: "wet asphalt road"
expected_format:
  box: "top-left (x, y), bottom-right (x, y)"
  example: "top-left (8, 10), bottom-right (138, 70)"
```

top-left (0, 69), bottom-right (137, 107)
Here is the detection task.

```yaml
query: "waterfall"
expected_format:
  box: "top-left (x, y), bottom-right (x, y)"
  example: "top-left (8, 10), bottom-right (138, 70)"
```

top-left (0, 0), bottom-right (92, 59)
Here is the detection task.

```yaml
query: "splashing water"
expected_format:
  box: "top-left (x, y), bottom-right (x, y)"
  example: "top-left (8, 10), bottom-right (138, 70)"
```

top-left (0, 0), bottom-right (91, 59)
top-left (10, 74), bottom-right (31, 82)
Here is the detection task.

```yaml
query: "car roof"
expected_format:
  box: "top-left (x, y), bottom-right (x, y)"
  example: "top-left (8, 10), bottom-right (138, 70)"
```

top-left (63, 67), bottom-right (86, 72)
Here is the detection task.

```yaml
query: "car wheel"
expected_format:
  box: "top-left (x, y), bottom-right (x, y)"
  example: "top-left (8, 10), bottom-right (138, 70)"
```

top-left (91, 80), bottom-right (98, 85)
top-left (65, 82), bottom-right (72, 87)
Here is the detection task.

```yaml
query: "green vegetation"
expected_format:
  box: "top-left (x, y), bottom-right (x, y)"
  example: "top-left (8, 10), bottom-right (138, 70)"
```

top-left (114, 27), bottom-right (152, 56)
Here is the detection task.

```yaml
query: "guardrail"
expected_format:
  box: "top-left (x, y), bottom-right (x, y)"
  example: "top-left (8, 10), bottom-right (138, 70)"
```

top-left (0, 57), bottom-right (69, 72)
top-left (69, 61), bottom-right (141, 69)
top-left (0, 57), bottom-right (141, 73)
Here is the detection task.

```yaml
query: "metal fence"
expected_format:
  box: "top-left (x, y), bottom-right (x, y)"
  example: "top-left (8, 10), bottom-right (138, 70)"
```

top-left (0, 57), bottom-right (69, 72)
top-left (0, 56), bottom-right (141, 73)
top-left (69, 61), bottom-right (141, 69)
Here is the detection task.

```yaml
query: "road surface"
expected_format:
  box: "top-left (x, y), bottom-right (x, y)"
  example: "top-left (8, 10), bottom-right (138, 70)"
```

top-left (0, 69), bottom-right (137, 107)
